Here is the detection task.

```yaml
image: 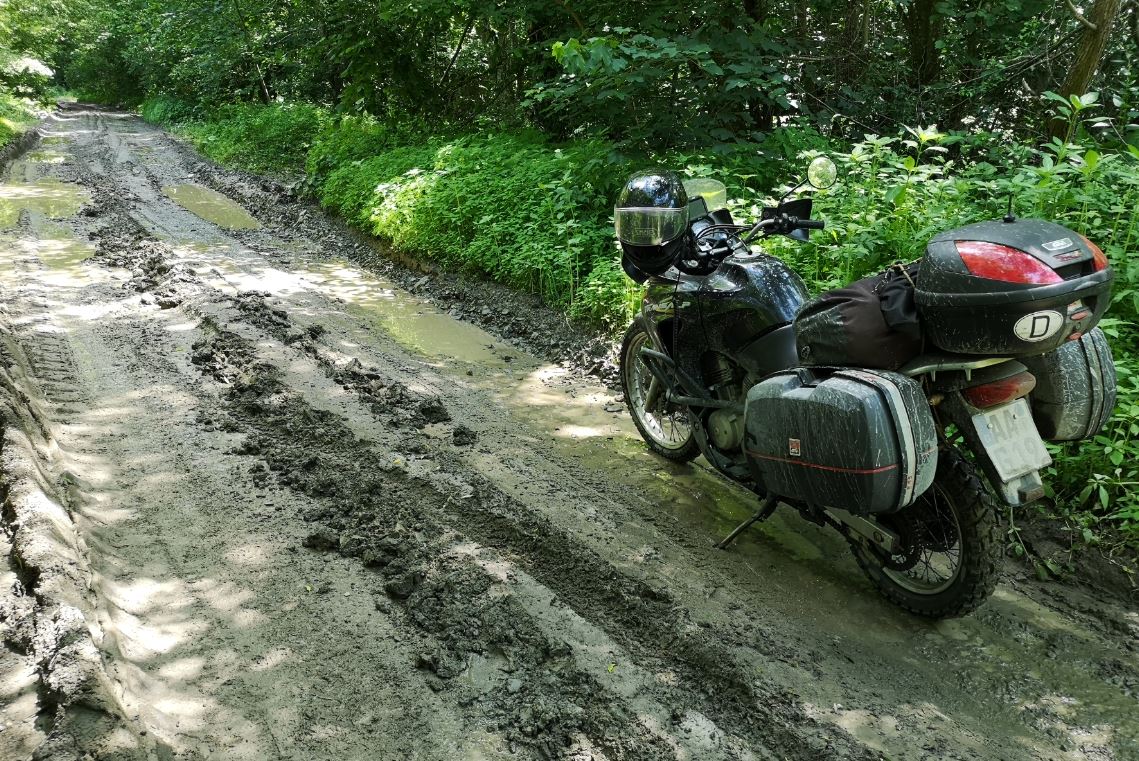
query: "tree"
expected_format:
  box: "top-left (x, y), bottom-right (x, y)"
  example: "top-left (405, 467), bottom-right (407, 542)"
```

top-left (1050, 0), bottom-right (1123, 138)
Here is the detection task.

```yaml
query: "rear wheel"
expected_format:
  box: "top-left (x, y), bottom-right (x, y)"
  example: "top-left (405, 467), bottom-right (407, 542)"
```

top-left (852, 447), bottom-right (1000, 619)
top-left (620, 322), bottom-right (699, 462)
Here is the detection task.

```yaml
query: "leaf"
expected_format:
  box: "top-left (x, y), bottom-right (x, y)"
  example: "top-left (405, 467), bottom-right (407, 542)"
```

top-left (885, 184), bottom-right (908, 206)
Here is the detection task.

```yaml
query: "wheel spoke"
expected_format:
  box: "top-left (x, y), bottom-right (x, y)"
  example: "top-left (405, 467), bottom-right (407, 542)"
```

top-left (624, 331), bottom-right (692, 451)
top-left (880, 481), bottom-right (965, 595)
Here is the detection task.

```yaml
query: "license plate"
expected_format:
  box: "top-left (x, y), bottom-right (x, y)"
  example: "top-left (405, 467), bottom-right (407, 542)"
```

top-left (972, 399), bottom-right (1052, 482)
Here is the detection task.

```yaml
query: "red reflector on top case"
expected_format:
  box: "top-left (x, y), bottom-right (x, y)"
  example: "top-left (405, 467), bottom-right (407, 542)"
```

top-left (956, 241), bottom-right (1063, 285)
top-left (1079, 234), bottom-right (1109, 271)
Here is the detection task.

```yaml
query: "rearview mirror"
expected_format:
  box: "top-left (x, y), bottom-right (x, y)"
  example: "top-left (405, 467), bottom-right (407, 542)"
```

top-left (807, 157), bottom-right (837, 189)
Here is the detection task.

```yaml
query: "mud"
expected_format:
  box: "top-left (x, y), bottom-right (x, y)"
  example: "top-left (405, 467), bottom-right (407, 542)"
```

top-left (0, 104), bottom-right (1135, 761)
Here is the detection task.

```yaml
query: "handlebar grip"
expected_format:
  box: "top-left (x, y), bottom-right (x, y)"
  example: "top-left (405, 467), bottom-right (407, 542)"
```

top-left (798, 219), bottom-right (825, 230)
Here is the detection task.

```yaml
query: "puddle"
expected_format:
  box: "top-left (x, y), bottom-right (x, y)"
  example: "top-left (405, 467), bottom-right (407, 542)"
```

top-left (0, 178), bottom-right (90, 227)
top-left (298, 261), bottom-right (518, 366)
top-left (25, 149), bottom-right (68, 165)
top-left (162, 185), bottom-right (261, 230)
top-left (33, 222), bottom-right (94, 271)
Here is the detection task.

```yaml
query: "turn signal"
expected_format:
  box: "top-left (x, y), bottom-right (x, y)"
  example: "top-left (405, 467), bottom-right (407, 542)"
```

top-left (956, 241), bottom-right (1063, 285)
top-left (1079, 235), bottom-right (1109, 271)
top-left (962, 371), bottom-right (1037, 409)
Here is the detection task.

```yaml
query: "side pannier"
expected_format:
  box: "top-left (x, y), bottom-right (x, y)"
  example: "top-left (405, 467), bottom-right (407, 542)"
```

top-left (1020, 327), bottom-right (1116, 441)
top-left (744, 368), bottom-right (937, 515)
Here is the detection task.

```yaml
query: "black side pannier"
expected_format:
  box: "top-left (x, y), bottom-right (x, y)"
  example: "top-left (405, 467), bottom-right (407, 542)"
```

top-left (744, 367), bottom-right (937, 515)
top-left (1020, 327), bottom-right (1116, 441)
top-left (794, 263), bottom-right (923, 371)
top-left (916, 218), bottom-right (1113, 356)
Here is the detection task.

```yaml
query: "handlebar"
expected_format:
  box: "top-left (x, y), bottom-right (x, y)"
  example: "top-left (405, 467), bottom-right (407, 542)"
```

top-left (682, 213), bottom-right (825, 275)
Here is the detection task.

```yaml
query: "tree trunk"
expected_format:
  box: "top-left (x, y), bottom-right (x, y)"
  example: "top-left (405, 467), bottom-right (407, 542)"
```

top-left (838, 0), bottom-right (871, 85)
top-left (1049, 0), bottom-right (1122, 138)
top-left (231, 0), bottom-right (272, 103)
top-left (902, 0), bottom-right (942, 87)
top-left (1128, 0), bottom-right (1139, 48)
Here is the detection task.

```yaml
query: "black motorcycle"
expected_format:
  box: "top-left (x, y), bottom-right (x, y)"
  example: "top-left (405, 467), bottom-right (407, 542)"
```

top-left (615, 158), bottom-right (1115, 618)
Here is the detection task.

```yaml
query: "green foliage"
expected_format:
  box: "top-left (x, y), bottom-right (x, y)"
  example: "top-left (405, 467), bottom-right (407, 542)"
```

top-left (140, 95), bottom-right (198, 126)
top-left (0, 90), bottom-right (35, 149)
top-left (531, 27), bottom-right (788, 148)
top-left (146, 99), bottom-right (330, 175)
top-left (304, 114), bottom-right (441, 189)
top-left (320, 132), bottom-right (626, 322)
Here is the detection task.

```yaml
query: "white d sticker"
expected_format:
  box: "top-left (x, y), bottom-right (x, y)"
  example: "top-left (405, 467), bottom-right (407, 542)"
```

top-left (1042, 237), bottom-right (1074, 252)
top-left (1014, 310), bottom-right (1064, 342)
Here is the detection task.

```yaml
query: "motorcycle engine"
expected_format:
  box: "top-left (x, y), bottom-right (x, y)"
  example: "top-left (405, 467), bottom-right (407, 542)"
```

top-left (708, 408), bottom-right (744, 451)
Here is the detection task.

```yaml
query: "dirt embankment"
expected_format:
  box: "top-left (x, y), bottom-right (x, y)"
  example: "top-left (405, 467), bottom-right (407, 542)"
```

top-left (0, 105), bottom-right (1134, 761)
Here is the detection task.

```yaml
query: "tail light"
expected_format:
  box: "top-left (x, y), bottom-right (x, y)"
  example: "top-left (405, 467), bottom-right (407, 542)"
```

top-left (956, 241), bottom-right (1062, 285)
top-left (962, 371), bottom-right (1037, 409)
top-left (1078, 234), bottom-right (1109, 271)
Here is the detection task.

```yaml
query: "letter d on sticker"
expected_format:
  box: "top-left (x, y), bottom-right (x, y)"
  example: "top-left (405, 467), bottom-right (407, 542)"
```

top-left (1013, 310), bottom-right (1063, 342)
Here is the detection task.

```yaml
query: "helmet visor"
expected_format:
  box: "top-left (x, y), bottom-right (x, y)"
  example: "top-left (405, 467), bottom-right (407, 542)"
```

top-left (614, 206), bottom-right (688, 247)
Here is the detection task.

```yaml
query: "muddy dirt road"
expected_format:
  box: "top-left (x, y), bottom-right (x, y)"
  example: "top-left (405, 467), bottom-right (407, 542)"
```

top-left (0, 106), bottom-right (1135, 761)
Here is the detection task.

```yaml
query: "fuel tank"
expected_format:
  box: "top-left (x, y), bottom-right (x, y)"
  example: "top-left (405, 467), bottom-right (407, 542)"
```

top-left (643, 253), bottom-right (810, 381)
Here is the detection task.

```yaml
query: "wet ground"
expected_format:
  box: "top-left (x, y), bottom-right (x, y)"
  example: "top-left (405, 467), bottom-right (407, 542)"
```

top-left (0, 105), bottom-right (1135, 761)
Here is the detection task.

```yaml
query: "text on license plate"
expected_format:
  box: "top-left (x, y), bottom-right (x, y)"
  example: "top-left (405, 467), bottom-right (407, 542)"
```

top-left (971, 399), bottom-right (1052, 482)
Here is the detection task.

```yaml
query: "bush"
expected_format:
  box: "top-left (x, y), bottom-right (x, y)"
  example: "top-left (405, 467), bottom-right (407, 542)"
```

top-left (316, 132), bottom-right (627, 322)
top-left (145, 99), bottom-right (330, 175)
top-left (140, 95), bottom-right (198, 126)
top-left (0, 91), bottom-right (36, 150)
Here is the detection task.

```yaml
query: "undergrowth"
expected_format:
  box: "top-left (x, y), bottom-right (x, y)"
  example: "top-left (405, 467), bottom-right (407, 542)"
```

top-left (139, 93), bottom-right (1139, 550)
top-left (0, 91), bottom-right (37, 149)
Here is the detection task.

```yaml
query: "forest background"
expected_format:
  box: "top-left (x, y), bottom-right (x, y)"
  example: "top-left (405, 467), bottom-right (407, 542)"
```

top-left (2, 0), bottom-right (1139, 562)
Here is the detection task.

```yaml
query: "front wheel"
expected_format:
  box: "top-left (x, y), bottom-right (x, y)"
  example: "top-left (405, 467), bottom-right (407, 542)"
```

top-left (620, 322), bottom-right (699, 462)
top-left (852, 447), bottom-right (1000, 619)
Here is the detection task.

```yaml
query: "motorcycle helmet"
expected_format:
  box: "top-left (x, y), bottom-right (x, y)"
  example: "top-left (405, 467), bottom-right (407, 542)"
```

top-left (615, 169), bottom-right (690, 278)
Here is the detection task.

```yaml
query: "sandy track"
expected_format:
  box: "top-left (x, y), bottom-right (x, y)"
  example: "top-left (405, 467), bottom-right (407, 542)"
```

top-left (0, 106), bottom-right (1134, 760)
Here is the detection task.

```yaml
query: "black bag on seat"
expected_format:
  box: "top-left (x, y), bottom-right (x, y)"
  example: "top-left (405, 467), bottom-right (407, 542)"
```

top-left (794, 263), bottom-right (923, 371)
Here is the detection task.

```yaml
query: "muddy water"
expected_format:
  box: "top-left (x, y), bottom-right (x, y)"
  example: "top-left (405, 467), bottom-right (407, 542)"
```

top-left (297, 261), bottom-right (516, 366)
top-left (0, 175), bottom-right (89, 227)
top-left (162, 184), bottom-right (261, 230)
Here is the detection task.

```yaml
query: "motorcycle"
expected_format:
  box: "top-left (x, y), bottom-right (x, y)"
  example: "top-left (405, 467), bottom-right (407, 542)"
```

top-left (615, 158), bottom-right (1115, 618)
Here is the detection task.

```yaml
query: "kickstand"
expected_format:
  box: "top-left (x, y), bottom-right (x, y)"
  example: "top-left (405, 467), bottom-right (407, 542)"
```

top-left (715, 495), bottom-right (778, 550)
